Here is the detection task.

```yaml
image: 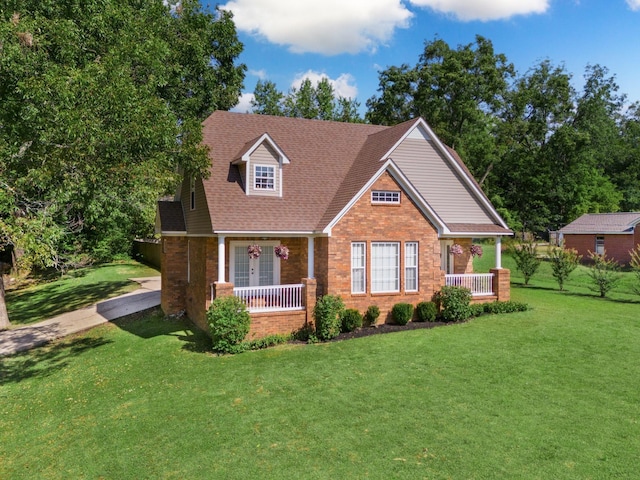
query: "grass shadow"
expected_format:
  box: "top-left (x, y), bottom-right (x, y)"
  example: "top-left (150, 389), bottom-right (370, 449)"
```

top-left (0, 336), bottom-right (112, 385)
top-left (111, 308), bottom-right (212, 353)
top-left (7, 280), bottom-right (132, 325)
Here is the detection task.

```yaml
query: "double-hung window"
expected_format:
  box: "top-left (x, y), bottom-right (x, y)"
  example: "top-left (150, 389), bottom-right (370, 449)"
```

top-left (351, 242), bottom-right (366, 294)
top-left (595, 236), bottom-right (605, 255)
top-left (371, 242), bottom-right (399, 293)
top-left (405, 242), bottom-right (418, 292)
top-left (254, 165), bottom-right (275, 190)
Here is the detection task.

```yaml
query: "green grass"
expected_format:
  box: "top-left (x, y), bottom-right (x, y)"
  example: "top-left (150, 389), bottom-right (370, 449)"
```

top-left (2, 276), bottom-right (640, 478)
top-left (5, 260), bottom-right (159, 326)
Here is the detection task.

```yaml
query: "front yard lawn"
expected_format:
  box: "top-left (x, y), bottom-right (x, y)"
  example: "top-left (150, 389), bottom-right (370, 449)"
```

top-left (2, 282), bottom-right (639, 479)
top-left (4, 260), bottom-right (159, 326)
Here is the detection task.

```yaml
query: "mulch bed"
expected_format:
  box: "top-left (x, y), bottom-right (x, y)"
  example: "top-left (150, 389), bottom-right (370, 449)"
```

top-left (330, 320), bottom-right (452, 342)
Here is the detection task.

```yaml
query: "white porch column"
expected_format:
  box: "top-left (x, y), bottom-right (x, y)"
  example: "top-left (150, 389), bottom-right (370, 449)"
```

top-left (218, 235), bottom-right (226, 283)
top-left (495, 237), bottom-right (502, 269)
top-left (307, 236), bottom-right (315, 278)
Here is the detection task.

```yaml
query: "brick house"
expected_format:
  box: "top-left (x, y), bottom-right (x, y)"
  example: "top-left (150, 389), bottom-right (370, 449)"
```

top-left (156, 111), bottom-right (512, 339)
top-left (559, 212), bottom-right (640, 265)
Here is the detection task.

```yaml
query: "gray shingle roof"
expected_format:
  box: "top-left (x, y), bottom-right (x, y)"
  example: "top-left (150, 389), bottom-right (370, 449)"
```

top-left (559, 213), bottom-right (640, 234)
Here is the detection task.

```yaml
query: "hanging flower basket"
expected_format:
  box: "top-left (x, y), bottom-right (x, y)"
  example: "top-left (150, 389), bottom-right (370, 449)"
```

top-left (247, 244), bottom-right (262, 259)
top-left (450, 243), bottom-right (464, 256)
top-left (274, 244), bottom-right (289, 260)
top-left (470, 244), bottom-right (483, 258)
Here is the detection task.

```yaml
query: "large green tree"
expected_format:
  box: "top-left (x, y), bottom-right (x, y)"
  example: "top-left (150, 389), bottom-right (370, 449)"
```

top-left (0, 0), bottom-right (245, 269)
top-left (0, 1), bottom-right (245, 325)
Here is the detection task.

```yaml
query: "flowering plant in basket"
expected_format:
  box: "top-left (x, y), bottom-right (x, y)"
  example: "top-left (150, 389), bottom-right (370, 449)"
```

top-left (274, 244), bottom-right (289, 260)
top-left (247, 244), bottom-right (262, 259)
top-left (450, 243), bottom-right (464, 256)
top-left (470, 244), bottom-right (483, 257)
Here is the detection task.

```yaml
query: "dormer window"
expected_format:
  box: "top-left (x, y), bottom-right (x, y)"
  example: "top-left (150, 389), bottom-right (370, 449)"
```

top-left (372, 190), bottom-right (400, 204)
top-left (254, 165), bottom-right (275, 190)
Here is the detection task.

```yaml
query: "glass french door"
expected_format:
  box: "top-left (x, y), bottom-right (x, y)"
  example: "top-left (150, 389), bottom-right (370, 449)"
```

top-left (232, 243), bottom-right (278, 287)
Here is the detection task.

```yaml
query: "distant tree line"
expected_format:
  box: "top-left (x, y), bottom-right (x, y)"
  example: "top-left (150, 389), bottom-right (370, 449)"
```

top-left (253, 36), bottom-right (640, 236)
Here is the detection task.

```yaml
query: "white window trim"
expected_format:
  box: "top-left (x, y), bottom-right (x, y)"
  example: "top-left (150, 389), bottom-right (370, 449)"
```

top-left (351, 242), bottom-right (366, 294)
top-left (371, 242), bottom-right (400, 293)
top-left (405, 242), bottom-right (418, 292)
top-left (371, 190), bottom-right (400, 204)
top-left (595, 236), bottom-right (605, 255)
top-left (254, 164), bottom-right (276, 191)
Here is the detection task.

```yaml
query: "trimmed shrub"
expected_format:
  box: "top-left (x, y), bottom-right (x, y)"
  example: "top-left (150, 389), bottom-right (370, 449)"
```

top-left (469, 303), bottom-right (485, 318)
top-left (244, 334), bottom-right (292, 351)
top-left (416, 301), bottom-right (437, 322)
top-left (364, 305), bottom-right (380, 327)
top-left (207, 296), bottom-right (251, 354)
top-left (341, 308), bottom-right (363, 333)
top-left (483, 301), bottom-right (529, 314)
top-left (391, 303), bottom-right (414, 325)
top-left (313, 294), bottom-right (345, 341)
top-left (548, 245), bottom-right (581, 291)
top-left (436, 286), bottom-right (472, 322)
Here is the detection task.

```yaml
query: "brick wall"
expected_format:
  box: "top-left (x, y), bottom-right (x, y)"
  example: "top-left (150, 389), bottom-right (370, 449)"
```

top-left (564, 233), bottom-right (635, 265)
top-left (327, 171), bottom-right (442, 323)
top-left (160, 236), bottom-right (188, 315)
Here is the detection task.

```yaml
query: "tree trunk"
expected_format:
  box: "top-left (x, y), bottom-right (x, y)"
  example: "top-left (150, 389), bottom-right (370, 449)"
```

top-left (0, 263), bottom-right (11, 330)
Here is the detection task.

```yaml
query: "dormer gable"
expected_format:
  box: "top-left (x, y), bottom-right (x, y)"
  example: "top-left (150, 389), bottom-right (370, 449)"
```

top-left (232, 133), bottom-right (290, 197)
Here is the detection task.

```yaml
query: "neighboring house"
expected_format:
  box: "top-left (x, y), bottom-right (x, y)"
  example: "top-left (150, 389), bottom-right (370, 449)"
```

top-left (559, 212), bottom-right (640, 265)
top-left (156, 111), bottom-right (512, 339)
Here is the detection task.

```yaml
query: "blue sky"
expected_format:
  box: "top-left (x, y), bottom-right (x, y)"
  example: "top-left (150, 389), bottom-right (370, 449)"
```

top-left (218, 0), bottom-right (640, 115)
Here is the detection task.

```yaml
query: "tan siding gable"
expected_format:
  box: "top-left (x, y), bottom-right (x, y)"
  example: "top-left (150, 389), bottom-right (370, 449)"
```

top-left (391, 137), bottom-right (494, 224)
top-left (182, 176), bottom-right (213, 234)
top-left (248, 143), bottom-right (281, 197)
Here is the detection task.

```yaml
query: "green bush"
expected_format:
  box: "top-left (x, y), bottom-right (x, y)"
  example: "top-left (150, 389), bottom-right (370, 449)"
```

top-left (508, 241), bottom-right (541, 285)
top-left (364, 305), bottom-right (380, 327)
top-left (341, 308), bottom-right (363, 333)
top-left (313, 295), bottom-right (345, 341)
top-left (207, 296), bottom-right (251, 354)
top-left (587, 251), bottom-right (621, 298)
top-left (416, 301), bottom-right (437, 322)
top-left (244, 334), bottom-right (292, 351)
top-left (483, 301), bottom-right (529, 314)
top-left (436, 286), bottom-right (472, 322)
top-left (548, 245), bottom-right (581, 291)
top-left (469, 303), bottom-right (485, 317)
top-left (391, 303), bottom-right (413, 325)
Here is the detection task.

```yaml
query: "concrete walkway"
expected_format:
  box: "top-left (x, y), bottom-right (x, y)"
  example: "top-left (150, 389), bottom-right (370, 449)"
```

top-left (0, 276), bottom-right (161, 357)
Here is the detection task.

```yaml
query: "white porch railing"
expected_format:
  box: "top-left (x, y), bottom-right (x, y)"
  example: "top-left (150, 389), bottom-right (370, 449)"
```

top-left (445, 273), bottom-right (494, 296)
top-left (232, 284), bottom-right (305, 313)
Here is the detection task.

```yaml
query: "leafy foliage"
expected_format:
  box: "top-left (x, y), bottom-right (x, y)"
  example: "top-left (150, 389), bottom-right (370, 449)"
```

top-left (251, 78), bottom-right (361, 122)
top-left (313, 295), bottom-right (345, 341)
top-left (340, 308), bottom-right (363, 333)
top-left (548, 245), bottom-right (582, 291)
top-left (436, 286), bottom-right (472, 322)
top-left (0, 1), bottom-right (246, 272)
top-left (481, 301), bottom-right (530, 315)
top-left (587, 251), bottom-right (621, 298)
top-left (416, 301), bottom-right (437, 322)
top-left (391, 303), bottom-right (414, 325)
top-left (243, 334), bottom-right (292, 351)
top-left (508, 241), bottom-right (541, 285)
top-left (364, 305), bottom-right (380, 327)
top-left (207, 296), bottom-right (251, 354)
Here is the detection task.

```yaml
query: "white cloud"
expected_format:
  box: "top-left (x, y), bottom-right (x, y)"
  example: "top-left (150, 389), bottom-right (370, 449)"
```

top-left (221, 0), bottom-right (413, 55)
top-left (408, 0), bottom-right (549, 21)
top-left (291, 71), bottom-right (358, 99)
top-left (232, 92), bottom-right (255, 113)
top-left (249, 69), bottom-right (267, 79)
top-left (627, 0), bottom-right (640, 11)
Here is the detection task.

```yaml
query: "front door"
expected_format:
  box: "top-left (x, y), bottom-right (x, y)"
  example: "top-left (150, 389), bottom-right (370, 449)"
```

top-left (231, 242), bottom-right (279, 287)
top-left (441, 240), bottom-right (455, 274)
